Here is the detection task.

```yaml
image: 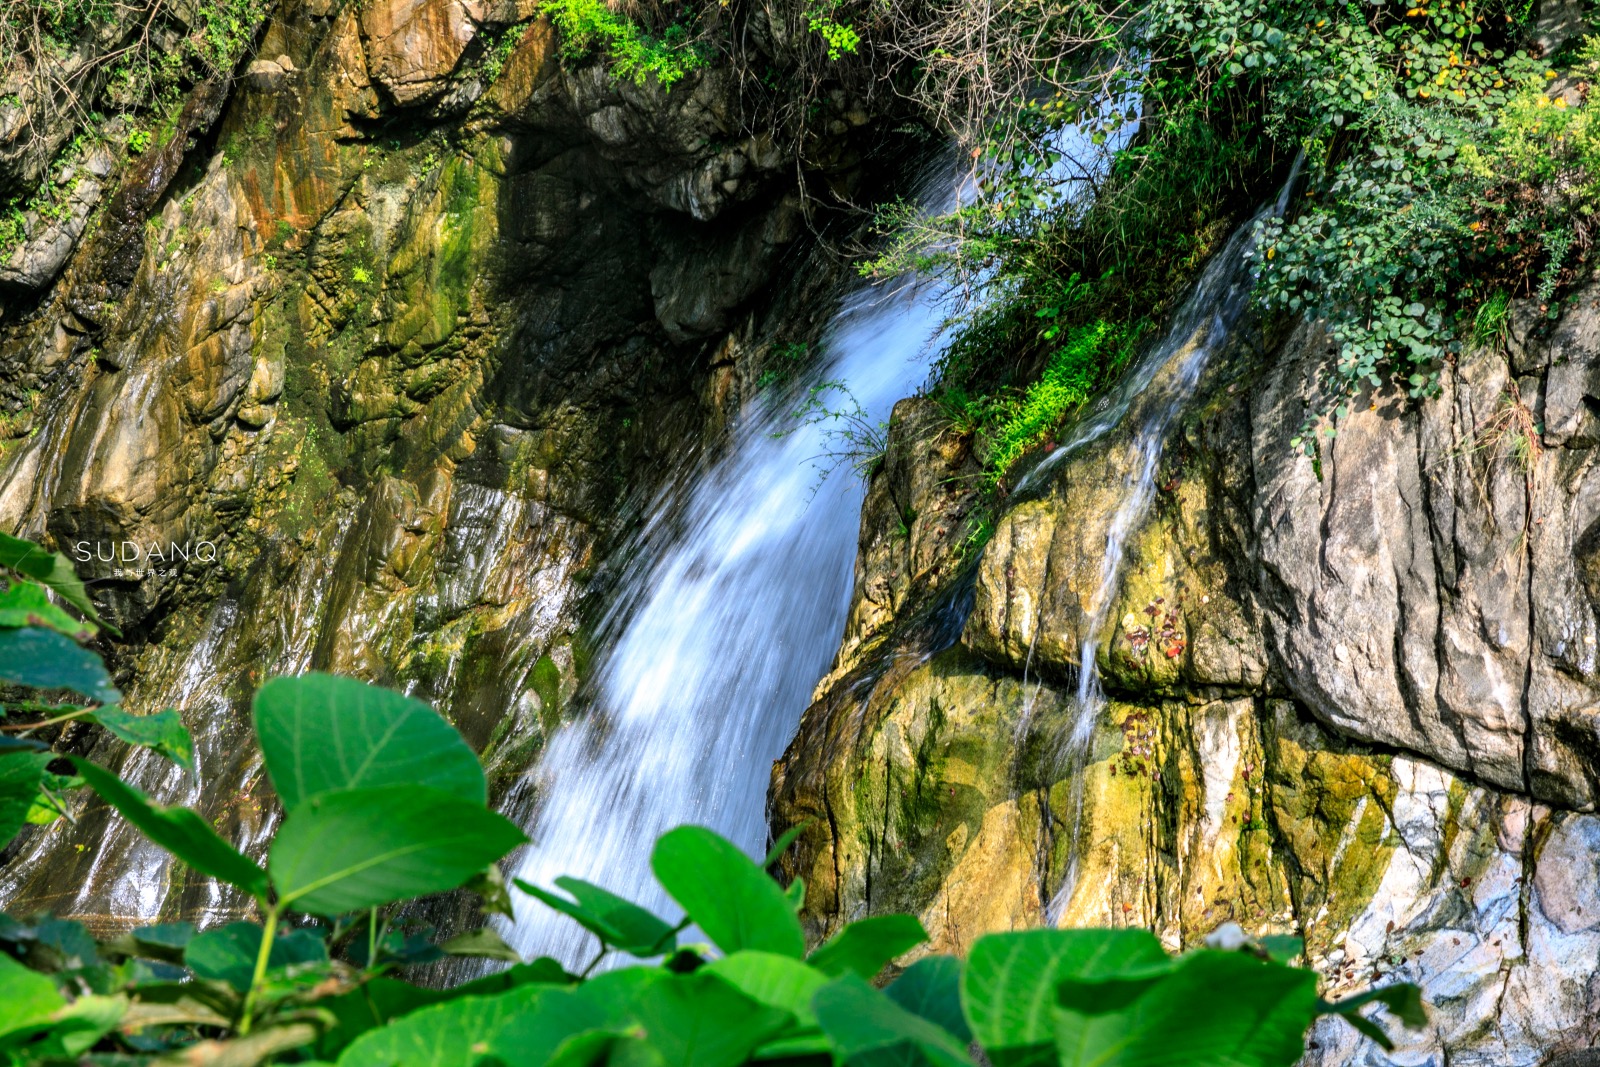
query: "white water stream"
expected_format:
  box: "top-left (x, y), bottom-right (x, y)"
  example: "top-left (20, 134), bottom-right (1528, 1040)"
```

top-left (503, 159), bottom-right (979, 965)
top-left (1036, 164), bottom-right (1301, 918)
top-left (501, 137), bottom-right (1288, 966)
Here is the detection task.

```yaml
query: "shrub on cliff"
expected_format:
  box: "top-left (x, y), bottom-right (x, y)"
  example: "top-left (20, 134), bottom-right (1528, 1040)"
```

top-left (0, 535), bottom-right (1422, 1066)
top-left (848, 0), bottom-right (1594, 472)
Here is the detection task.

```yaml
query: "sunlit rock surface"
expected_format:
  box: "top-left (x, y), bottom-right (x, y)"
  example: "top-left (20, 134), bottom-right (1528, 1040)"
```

top-left (774, 285), bottom-right (1600, 1065)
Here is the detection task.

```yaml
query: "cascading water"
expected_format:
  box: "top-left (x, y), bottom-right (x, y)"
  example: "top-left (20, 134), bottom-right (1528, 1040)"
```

top-left (1032, 165), bottom-right (1302, 919)
top-left (503, 159), bottom-right (978, 966)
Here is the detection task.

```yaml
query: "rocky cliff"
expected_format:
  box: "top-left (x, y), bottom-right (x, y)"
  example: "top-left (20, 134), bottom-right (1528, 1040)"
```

top-left (0, 0), bottom-right (899, 928)
top-left (773, 270), bottom-right (1600, 1064)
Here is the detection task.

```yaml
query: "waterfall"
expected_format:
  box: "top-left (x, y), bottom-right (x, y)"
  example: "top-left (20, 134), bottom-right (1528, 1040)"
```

top-left (1037, 164), bottom-right (1302, 919)
top-left (502, 159), bottom-right (976, 965)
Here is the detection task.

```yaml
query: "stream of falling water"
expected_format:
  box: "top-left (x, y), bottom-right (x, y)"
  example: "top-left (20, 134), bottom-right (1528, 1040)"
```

top-left (503, 158), bottom-right (980, 966)
top-left (1038, 164), bottom-right (1302, 920)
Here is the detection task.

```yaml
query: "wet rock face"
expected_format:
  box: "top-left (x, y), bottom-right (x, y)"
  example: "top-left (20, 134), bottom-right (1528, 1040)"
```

top-left (1244, 308), bottom-right (1600, 812)
top-left (774, 282), bottom-right (1600, 1063)
top-left (0, 0), bottom-right (888, 927)
top-left (956, 298), bottom-right (1600, 812)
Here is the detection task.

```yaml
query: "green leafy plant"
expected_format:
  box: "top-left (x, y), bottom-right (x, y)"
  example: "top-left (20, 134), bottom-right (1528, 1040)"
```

top-left (3, 0), bottom-right (270, 193)
top-left (478, 23), bottom-right (527, 83)
top-left (757, 342), bottom-right (812, 392)
top-left (786, 379), bottom-right (889, 479)
top-left (852, 0), bottom-right (1590, 460)
top-left (539, 0), bottom-right (705, 87)
top-left (0, 544), bottom-right (1425, 1065)
top-left (806, 1), bottom-right (861, 60)
top-left (984, 319), bottom-right (1139, 484)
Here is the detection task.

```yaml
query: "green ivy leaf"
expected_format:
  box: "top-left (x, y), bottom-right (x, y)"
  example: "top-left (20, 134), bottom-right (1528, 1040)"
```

top-left (252, 674), bottom-right (487, 811)
top-left (268, 784), bottom-right (525, 915)
top-left (650, 826), bottom-right (805, 959)
top-left (808, 915), bottom-right (929, 980)
top-left (0, 627), bottom-right (119, 704)
top-left (88, 707), bottom-right (194, 770)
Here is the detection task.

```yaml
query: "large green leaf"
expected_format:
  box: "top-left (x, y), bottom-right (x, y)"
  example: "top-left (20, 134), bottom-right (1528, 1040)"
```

top-left (71, 758), bottom-right (269, 899)
top-left (963, 929), bottom-right (1170, 1067)
top-left (0, 626), bottom-right (119, 703)
top-left (103, 921), bottom-right (197, 966)
top-left (650, 826), bottom-right (805, 958)
top-left (184, 921), bottom-right (330, 992)
top-left (887, 956), bottom-right (971, 1043)
top-left (316, 979), bottom-right (456, 1059)
top-left (516, 875), bottom-right (680, 957)
top-left (1318, 983), bottom-right (1426, 1049)
top-left (550, 1031), bottom-right (668, 1067)
top-left (0, 951), bottom-right (65, 1044)
top-left (621, 969), bottom-right (792, 1067)
top-left (1052, 950), bottom-right (1320, 1067)
top-left (89, 707), bottom-right (194, 770)
top-left (253, 673), bottom-right (486, 811)
top-left (338, 985), bottom-right (609, 1067)
top-left (27, 994), bottom-right (127, 1059)
top-left (0, 750), bottom-right (50, 849)
top-left (706, 951), bottom-right (829, 1027)
top-left (268, 784), bottom-right (526, 915)
top-left (0, 532), bottom-right (111, 633)
top-left (321, 954), bottom-right (572, 1056)
top-left (809, 915), bottom-right (928, 980)
top-left (0, 580), bottom-right (95, 639)
top-left (815, 974), bottom-right (973, 1067)
top-left (437, 926), bottom-right (523, 962)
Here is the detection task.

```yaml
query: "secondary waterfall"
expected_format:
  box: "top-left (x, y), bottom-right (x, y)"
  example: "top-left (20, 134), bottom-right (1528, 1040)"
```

top-left (1032, 166), bottom-right (1301, 918)
top-left (503, 159), bottom-right (977, 965)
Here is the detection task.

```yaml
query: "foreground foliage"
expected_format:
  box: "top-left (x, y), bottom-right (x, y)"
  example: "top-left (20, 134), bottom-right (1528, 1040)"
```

top-left (0, 535), bottom-right (1425, 1065)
